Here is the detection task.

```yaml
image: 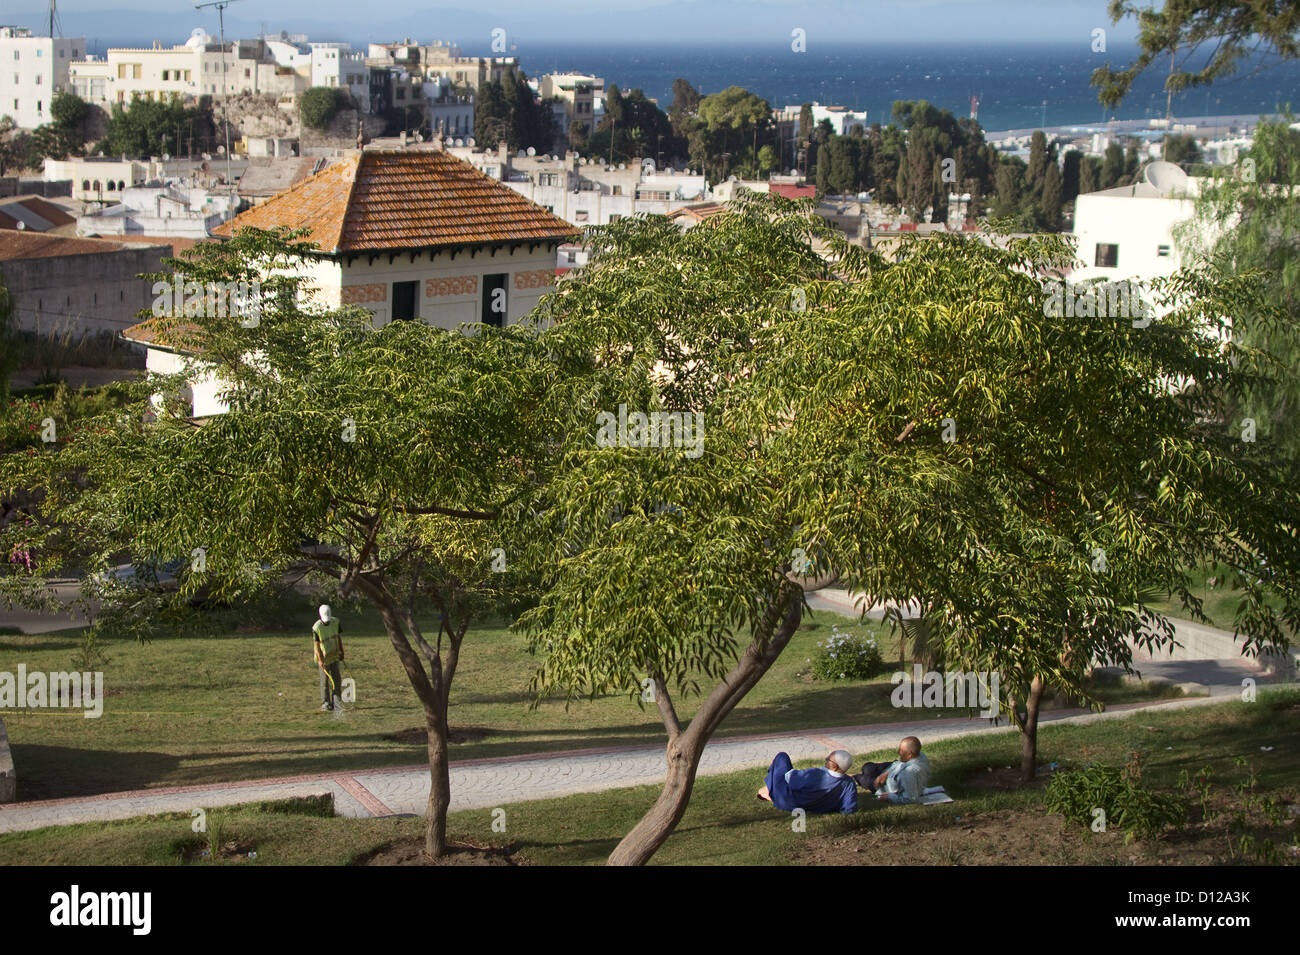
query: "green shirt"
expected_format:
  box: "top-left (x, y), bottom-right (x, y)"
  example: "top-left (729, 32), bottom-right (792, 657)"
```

top-left (313, 618), bottom-right (342, 664)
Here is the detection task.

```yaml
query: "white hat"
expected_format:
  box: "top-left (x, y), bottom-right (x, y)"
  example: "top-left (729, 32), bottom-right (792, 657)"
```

top-left (829, 750), bottom-right (852, 772)
top-left (319, 604), bottom-right (332, 622)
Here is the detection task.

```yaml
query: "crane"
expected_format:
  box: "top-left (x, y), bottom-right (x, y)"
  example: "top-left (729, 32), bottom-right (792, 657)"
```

top-left (194, 0), bottom-right (244, 186)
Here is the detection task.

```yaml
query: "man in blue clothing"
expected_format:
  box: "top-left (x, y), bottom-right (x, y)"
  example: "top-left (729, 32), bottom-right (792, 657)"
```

top-left (757, 749), bottom-right (858, 815)
top-left (853, 736), bottom-right (931, 804)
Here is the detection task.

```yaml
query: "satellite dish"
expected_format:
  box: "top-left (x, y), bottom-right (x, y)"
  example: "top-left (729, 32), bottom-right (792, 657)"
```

top-left (527, 146), bottom-right (536, 156)
top-left (642, 158), bottom-right (655, 171)
top-left (16, 220), bottom-right (25, 230)
top-left (618, 163), bottom-right (625, 170)
top-left (162, 153), bottom-right (170, 161)
top-left (466, 137), bottom-right (475, 147)
top-left (517, 149), bottom-right (526, 158)
top-left (454, 138), bottom-right (463, 146)
top-left (1143, 160), bottom-right (1190, 194)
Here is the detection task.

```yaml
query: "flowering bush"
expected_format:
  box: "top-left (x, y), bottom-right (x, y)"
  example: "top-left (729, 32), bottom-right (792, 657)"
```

top-left (810, 626), bottom-right (884, 681)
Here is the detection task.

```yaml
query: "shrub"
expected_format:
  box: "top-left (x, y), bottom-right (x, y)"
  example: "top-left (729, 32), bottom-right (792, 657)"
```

top-left (300, 87), bottom-right (350, 132)
top-left (1045, 762), bottom-right (1187, 840)
top-left (811, 626), bottom-right (884, 681)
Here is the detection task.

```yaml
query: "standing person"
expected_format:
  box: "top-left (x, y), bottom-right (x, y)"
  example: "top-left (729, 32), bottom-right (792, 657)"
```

top-left (312, 604), bottom-right (344, 711)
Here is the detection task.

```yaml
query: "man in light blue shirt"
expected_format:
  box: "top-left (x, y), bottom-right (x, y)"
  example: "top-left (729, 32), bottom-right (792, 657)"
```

top-left (854, 736), bottom-right (931, 805)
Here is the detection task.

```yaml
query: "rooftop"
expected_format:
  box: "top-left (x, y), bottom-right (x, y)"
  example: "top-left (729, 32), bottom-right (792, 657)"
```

top-left (214, 149), bottom-right (577, 253)
top-left (0, 231), bottom-right (164, 262)
top-left (0, 196), bottom-right (75, 233)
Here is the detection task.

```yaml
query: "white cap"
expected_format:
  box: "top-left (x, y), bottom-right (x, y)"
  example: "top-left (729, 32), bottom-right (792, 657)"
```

top-left (319, 604), bottom-right (332, 622)
top-left (829, 750), bottom-right (852, 772)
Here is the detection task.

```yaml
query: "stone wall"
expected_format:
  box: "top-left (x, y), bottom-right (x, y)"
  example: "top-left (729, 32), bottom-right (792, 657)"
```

top-left (1, 242), bottom-right (169, 336)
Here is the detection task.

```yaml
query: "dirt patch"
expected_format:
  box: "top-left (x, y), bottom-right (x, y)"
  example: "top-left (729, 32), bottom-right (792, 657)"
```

top-left (353, 839), bottom-right (524, 866)
top-left (387, 726), bottom-right (491, 745)
top-left (961, 766), bottom-right (1053, 792)
top-left (793, 774), bottom-right (1300, 866)
top-left (794, 808), bottom-right (1145, 866)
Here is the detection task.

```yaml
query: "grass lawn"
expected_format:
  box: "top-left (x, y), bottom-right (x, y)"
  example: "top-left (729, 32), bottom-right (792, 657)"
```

top-left (1144, 562), bottom-right (1286, 633)
top-left (0, 598), bottom-right (1176, 800)
top-left (1, 689), bottom-right (1294, 866)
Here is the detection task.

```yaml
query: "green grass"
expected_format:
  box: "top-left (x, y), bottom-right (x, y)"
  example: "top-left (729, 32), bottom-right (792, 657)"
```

top-left (0, 598), bottom-right (1172, 800)
top-left (2, 689), bottom-right (1294, 866)
top-left (1144, 563), bottom-right (1284, 632)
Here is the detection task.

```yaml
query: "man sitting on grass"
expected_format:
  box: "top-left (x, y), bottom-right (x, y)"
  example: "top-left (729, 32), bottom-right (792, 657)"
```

top-left (853, 736), bottom-right (930, 804)
top-left (757, 749), bottom-right (858, 814)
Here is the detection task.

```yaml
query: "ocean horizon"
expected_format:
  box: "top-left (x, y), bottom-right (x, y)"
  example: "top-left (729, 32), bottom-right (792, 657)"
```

top-left (511, 40), bottom-right (1300, 137)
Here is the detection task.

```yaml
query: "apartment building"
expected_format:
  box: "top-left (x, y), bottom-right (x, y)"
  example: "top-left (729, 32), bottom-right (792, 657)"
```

top-left (539, 72), bottom-right (604, 137)
top-left (0, 26), bottom-right (84, 129)
top-left (70, 31), bottom-right (307, 110)
top-left (367, 39), bottom-right (517, 94)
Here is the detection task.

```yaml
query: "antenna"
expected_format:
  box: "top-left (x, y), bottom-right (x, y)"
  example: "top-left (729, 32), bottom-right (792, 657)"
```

top-left (49, 0), bottom-right (61, 38)
top-left (194, 0), bottom-right (244, 188)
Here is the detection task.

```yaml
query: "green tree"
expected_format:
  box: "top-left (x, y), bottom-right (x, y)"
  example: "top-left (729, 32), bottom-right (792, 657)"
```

top-left (1062, 149), bottom-right (1083, 204)
top-left (0, 227), bottom-right (548, 859)
top-left (1100, 141), bottom-right (1126, 189)
top-left (299, 86), bottom-right (349, 132)
top-left (1038, 160), bottom-right (1063, 230)
top-left (1027, 130), bottom-right (1048, 191)
top-left (1093, 0), bottom-right (1300, 108)
top-left (102, 96), bottom-right (208, 157)
top-left (473, 79), bottom-right (510, 149)
top-left (517, 192), bottom-right (1300, 865)
top-left (1176, 116), bottom-right (1300, 460)
top-left (1162, 133), bottom-right (1203, 166)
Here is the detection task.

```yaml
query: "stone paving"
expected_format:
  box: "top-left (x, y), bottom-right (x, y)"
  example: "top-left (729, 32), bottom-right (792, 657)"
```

top-left (0, 693), bottom-right (1238, 834)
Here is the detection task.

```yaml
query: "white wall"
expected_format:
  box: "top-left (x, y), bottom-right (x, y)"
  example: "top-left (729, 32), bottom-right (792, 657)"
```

top-left (1071, 193), bottom-right (1196, 285)
top-left (0, 31), bottom-right (83, 129)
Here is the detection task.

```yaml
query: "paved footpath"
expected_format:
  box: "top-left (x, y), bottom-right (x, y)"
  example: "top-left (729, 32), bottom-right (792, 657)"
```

top-left (0, 692), bottom-right (1253, 835)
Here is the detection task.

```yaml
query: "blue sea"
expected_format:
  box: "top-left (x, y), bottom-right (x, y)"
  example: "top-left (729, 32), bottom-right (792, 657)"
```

top-left (517, 41), bottom-right (1300, 134)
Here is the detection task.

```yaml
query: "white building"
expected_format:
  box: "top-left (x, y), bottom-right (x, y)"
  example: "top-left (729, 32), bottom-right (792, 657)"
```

top-left (310, 43), bottom-right (369, 110)
top-left (43, 156), bottom-right (148, 203)
top-left (539, 72), bottom-right (603, 137)
top-left (1070, 161), bottom-right (1202, 286)
top-left (123, 146), bottom-right (576, 416)
top-left (779, 101), bottom-right (869, 138)
top-left (0, 26), bottom-right (84, 129)
top-left (78, 183), bottom-right (242, 239)
top-left (70, 30), bottom-right (307, 110)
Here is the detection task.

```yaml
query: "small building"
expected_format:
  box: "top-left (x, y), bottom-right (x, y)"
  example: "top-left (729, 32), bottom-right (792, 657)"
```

top-left (43, 157), bottom-right (148, 204)
top-left (0, 231), bottom-right (168, 336)
top-left (1071, 161), bottom-right (1201, 285)
top-left (78, 183), bottom-right (242, 239)
top-left (123, 145), bottom-right (577, 416)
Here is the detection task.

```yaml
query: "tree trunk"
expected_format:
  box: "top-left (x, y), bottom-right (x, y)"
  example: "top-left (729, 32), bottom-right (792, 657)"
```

top-left (606, 733), bottom-right (704, 866)
top-left (425, 697), bottom-right (451, 858)
top-left (1019, 674), bottom-right (1046, 783)
top-left (606, 581), bottom-right (803, 865)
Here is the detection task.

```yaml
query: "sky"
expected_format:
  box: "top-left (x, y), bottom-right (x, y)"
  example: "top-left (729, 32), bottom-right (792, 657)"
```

top-left (10, 1), bottom-right (1145, 49)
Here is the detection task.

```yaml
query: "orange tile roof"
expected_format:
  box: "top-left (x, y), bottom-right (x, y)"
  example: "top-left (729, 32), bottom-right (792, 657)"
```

top-left (0, 231), bottom-right (151, 262)
top-left (120, 315), bottom-right (205, 351)
top-left (214, 149), bottom-right (577, 253)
